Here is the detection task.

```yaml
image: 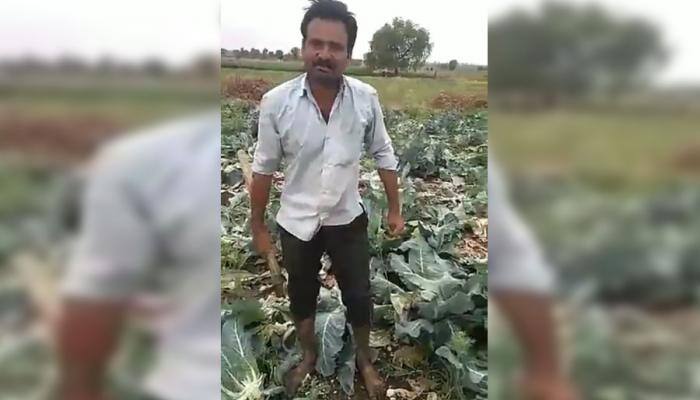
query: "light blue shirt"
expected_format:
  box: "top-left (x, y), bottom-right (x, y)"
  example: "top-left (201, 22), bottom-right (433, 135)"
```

top-left (252, 73), bottom-right (398, 241)
top-left (62, 112), bottom-right (221, 400)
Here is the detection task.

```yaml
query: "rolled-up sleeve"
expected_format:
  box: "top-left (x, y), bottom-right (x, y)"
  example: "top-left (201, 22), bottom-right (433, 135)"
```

top-left (251, 95), bottom-right (282, 175)
top-left (62, 152), bottom-right (155, 299)
top-left (489, 159), bottom-right (555, 295)
top-left (364, 92), bottom-right (398, 171)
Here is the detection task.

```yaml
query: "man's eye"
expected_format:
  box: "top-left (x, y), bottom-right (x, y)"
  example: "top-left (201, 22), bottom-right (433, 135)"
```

top-left (330, 43), bottom-right (344, 52)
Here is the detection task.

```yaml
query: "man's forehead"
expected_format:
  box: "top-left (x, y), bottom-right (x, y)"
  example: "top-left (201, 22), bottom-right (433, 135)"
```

top-left (307, 18), bottom-right (348, 41)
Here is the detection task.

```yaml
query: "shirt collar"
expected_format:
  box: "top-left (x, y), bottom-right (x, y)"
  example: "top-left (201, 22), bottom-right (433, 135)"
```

top-left (298, 73), bottom-right (347, 98)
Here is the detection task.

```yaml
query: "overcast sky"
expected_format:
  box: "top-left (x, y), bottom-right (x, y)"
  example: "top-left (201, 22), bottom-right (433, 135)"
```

top-left (222, 0), bottom-right (488, 65)
top-left (0, 0), bottom-right (219, 67)
top-left (1, 0), bottom-right (697, 84)
top-left (490, 0), bottom-right (700, 85)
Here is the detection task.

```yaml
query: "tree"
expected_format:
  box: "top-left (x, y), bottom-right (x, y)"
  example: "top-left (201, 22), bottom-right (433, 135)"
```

top-left (363, 18), bottom-right (433, 75)
top-left (189, 54), bottom-right (218, 77)
top-left (363, 51), bottom-right (378, 71)
top-left (290, 47), bottom-right (300, 60)
top-left (490, 2), bottom-right (667, 101)
top-left (262, 48), bottom-right (269, 59)
top-left (250, 48), bottom-right (261, 58)
top-left (448, 59), bottom-right (458, 70)
top-left (275, 50), bottom-right (284, 60)
top-left (142, 58), bottom-right (167, 76)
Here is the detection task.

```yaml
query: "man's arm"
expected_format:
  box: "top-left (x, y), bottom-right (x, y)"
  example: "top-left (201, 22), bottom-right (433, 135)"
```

top-left (57, 301), bottom-right (125, 400)
top-left (494, 292), bottom-right (577, 400)
top-left (58, 150), bottom-right (156, 399)
top-left (489, 159), bottom-right (578, 400)
top-left (493, 292), bottom-right (561, 375)
top-left (365, 92), bottom-right (404, 235)
top-left (250, 95), bottom-right (282, 254)
top-left (250, 172), bottom-right (274, 254)
top-left (377, 169), bottom-right (404, 235)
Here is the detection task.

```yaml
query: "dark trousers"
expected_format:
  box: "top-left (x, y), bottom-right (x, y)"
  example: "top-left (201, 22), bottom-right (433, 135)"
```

top-left (278, 211), bottom-right (371, 326)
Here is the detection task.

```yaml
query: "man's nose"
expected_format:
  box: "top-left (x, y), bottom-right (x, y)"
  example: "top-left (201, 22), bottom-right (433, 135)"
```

top-left (316, 44), bottom-right (332, 60)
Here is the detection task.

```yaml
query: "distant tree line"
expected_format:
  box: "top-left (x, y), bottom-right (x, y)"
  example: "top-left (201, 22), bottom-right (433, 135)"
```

top-left (223, 18), bottom-right (487, 77)
top-left (0, 54), bottom-right (218, 77)
top-left (222, 47), bottom-right (301, 61)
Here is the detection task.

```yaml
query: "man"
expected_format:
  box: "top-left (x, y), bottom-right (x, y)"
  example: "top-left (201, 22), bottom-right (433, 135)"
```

top-left (250, 1), bottom-right (403, 398)
top-left (489, 158), bottom-right (579, 400)
top-left (57, 112), bottom-right (220, 400)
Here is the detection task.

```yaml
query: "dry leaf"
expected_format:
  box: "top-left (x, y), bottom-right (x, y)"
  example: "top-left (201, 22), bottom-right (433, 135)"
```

top-left (392, 345), bottom-right (425, 369)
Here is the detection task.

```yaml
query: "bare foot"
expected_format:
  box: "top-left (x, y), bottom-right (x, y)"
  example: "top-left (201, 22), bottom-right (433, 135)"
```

top-left (284, 358), bottom-right (315, 396)
top-left (358, 360), bottom-right (386, 400)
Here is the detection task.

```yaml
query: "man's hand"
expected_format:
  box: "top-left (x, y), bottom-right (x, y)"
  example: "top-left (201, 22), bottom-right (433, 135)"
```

top-left (250, 172), bottom-right (274, 255)
top-left (252, 224), bottom-right (274, 255)
top-left (386, 210), bottom-right (405, 236)
top-left (377, 169), bottom-right (403, 237)
top-left (57, 301), bottom-right (124, 400)
top-left (519, 372), bottom-right (579, 400)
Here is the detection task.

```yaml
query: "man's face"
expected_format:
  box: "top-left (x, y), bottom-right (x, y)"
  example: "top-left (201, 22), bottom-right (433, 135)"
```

top-left (302, 18), bottom-right (350, 85)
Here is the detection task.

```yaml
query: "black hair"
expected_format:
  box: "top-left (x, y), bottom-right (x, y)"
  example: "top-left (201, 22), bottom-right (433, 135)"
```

top-left (300, 0), bottom-right (357, 57)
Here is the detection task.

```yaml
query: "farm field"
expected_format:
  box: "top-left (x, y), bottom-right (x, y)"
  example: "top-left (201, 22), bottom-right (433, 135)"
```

top-left (221, 58), bottom-right (488, 81)
top-left (490, 109), bottom-right (700, 190)
top-left (0, 74), bottom-right (217, 399)
top-left (221, 74), bottom-right (489, 399)
top-left (222, 67), bottom-right (487, 110)
top-left (489, 106), bottom-right (700, 400)
top-left (0, 74), bottom-right (216, 163)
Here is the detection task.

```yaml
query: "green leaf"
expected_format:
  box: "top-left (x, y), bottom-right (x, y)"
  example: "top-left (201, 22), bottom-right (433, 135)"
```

top-left (395, 319), bottom-right (434, 339)
top-left (314, 309), bottom-right (346, 377)
top-left (467, 366), bottom-right (487, 385)
top-left (416, 292), bottom-right (475, 320)
top-left (221, 318), bottom-right (263, 399)
top-left (372, 304), bottom-right (396, 325)
top-left (337, 332), bottom-right (357, 395)
top-left (389, 254), bottom-right (464, 301)
top-left (436, 343), bottom-right (487, 392)
top-left (317, 286), bottom-right (343, 313)
top-left (435, 345), bottom-right (462, 369)
top-left (371, 272), bottom-right (406, 304)
top-left (399, 231), bottom-right (457, 277)
top-left (273, 350), bottom-right (301, 386)
top-left (221, 299), bottom-right (265, 327)
top-left (261, 386), bottom-right (286, 397)
top-left (433, 319), bottom-right (459, 348)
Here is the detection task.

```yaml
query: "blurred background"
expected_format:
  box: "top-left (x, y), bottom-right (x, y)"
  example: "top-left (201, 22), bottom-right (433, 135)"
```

top-left (489, 0), bottom-right (700, 399)
top-left (0, 0), bottom-right (218, 398)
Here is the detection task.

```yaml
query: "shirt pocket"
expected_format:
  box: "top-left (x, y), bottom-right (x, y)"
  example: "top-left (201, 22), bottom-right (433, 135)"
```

top-left (278, 107), bottom-right (307, 159)
top-left (333, 108), bottom-right (369, 165)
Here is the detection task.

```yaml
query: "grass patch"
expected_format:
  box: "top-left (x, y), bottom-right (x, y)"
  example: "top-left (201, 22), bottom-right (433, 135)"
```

top-left (222, 67), bottom-right (487, 110)
top-left (490, 108), bottom-right (700, 190)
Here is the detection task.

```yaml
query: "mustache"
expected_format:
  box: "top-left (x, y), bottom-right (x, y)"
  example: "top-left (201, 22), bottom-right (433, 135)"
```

top-left (313, 60), bottom-right (334, 69)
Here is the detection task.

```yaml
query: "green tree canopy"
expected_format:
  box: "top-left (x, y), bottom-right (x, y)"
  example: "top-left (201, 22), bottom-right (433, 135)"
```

top-left (490, 1), bottom-right (667, 98)
top-left (364, 18), bottom-right (433, 74)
